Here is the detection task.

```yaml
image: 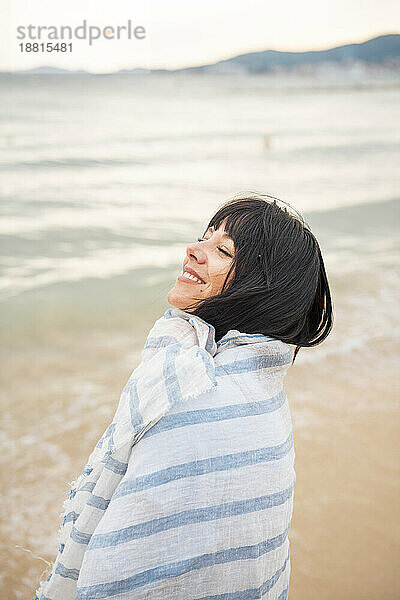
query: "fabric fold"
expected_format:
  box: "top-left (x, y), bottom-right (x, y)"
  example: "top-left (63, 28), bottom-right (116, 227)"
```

top-left (34, 308), bottom-right (218, 600)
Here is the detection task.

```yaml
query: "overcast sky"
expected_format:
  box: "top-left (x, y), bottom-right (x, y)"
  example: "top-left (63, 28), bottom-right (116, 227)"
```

top-left (1, 0), bottom-right (399, 73)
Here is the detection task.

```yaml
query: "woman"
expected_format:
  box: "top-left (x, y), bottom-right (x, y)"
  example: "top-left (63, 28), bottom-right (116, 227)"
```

top-left (35, 194), bottom-right (333, 600)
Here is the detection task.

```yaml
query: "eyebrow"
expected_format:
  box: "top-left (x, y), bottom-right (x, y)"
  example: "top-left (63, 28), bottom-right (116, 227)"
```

top-left (206, 226), bottom-right (231, 239)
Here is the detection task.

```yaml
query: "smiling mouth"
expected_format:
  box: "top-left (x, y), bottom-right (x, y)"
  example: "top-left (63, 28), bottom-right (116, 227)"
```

top-left (178, 270), bottom-right (206, 285)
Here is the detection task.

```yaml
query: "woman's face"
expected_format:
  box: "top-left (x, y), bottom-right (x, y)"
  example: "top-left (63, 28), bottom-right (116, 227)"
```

top-left (167, 222), bottom-right (235, 311)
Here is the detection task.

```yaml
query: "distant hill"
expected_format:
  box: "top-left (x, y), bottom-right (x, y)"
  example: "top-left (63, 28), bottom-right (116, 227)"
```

top-left (147, 34), bottom-right (400, 75)
top-left (6, 33), bottom-right (400, 75)
top-left (12, 66), bottom-right (88, 75)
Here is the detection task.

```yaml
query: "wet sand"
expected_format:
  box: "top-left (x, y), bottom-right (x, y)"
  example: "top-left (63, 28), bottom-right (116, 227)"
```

top-left (286, 337), bottom-right (400, 600)
top-left (1, 327), bottom-right (399, 599)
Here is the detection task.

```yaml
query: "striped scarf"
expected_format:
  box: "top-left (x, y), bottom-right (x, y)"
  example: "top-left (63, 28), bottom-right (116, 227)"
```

top-left (35, 307), bottom-right (294, 600)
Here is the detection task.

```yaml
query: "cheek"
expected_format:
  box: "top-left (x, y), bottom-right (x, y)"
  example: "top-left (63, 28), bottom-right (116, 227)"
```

top-left (209, 265), bottom-right (233, 293)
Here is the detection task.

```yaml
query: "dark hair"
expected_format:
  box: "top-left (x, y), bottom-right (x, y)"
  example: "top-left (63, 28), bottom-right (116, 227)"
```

top-left (184, 193), bottom-right (333, 363)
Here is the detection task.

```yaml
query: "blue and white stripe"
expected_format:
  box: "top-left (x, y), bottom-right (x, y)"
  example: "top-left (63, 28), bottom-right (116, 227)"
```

top-left (35, 307), bottom-right (295, 600)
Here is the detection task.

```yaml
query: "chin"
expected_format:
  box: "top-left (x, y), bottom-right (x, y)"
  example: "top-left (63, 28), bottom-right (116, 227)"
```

top-left (167, 286), bottom-right (183, 309)
top-left (167, 286), bottom-right (194, 311)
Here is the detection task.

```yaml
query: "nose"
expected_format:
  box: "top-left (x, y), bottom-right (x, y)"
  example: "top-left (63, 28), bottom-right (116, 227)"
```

top-left (186, 240), bottom-right (207, 264)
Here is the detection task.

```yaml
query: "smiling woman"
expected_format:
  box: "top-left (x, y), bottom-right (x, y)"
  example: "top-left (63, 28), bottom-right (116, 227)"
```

top-left (167, 224), bottom-right (236, 308)
top-left (35, 193), bottom-right (333, 600)
top-left (169, 194), bottom-right (333, 363)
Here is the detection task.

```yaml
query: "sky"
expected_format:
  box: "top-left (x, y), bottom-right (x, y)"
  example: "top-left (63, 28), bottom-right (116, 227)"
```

top-left (1, 0), bottom-right (399, 73)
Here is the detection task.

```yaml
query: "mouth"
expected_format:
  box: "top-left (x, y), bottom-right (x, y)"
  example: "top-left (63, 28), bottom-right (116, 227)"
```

top-left (178, 265), bottom-right (206, 285)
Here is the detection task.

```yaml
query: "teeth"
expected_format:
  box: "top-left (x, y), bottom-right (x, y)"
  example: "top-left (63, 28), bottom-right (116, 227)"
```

top-left (182, 271), bottom-right (204, 284)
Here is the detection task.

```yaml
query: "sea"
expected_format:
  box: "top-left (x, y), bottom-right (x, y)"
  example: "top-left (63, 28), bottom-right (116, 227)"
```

top-left (0, 72), bottom-right (399, 599)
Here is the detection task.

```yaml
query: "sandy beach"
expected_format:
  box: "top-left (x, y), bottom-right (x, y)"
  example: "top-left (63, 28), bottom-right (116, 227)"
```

top-left (1, 307), bottom-right (399, 599)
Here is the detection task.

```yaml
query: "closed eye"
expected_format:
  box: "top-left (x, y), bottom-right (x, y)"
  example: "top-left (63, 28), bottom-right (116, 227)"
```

top-left (197, 237), bottom-right (232, 257)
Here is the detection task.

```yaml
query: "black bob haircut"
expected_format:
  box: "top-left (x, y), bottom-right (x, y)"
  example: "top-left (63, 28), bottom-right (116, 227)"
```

top-left (184, 193), bottom-right (334, 364)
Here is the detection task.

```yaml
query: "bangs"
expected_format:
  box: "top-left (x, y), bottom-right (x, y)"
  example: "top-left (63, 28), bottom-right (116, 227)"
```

top-left (205, 198), bottom-right (267, 255)
top-left (204, 194), bottom-right (307, 256)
